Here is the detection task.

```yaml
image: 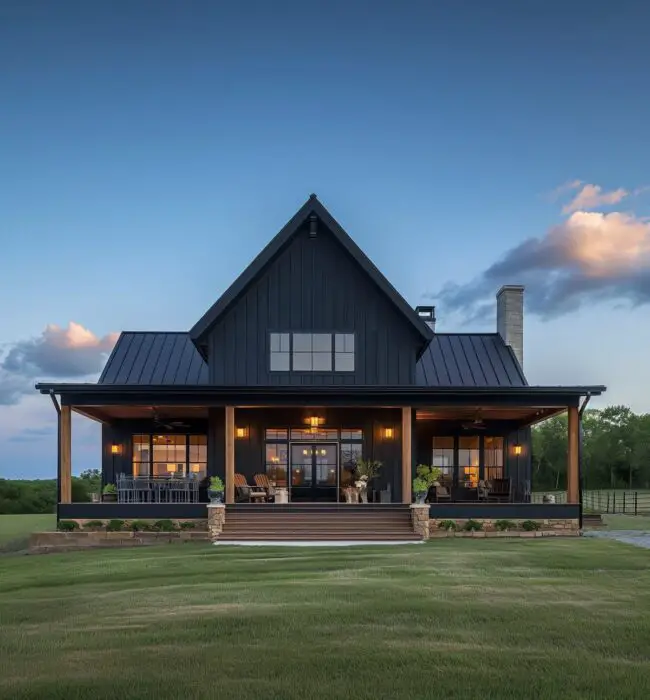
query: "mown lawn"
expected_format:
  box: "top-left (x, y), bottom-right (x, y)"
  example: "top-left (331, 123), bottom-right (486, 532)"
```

top-left (602, 514), bottom-right (650, 530)
top-left (1, 540), bottom-right (649, 699)
top-left (0, 514), bottom-right (55, 551)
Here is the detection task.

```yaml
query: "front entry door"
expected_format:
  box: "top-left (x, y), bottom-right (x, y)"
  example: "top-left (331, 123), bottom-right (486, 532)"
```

top-left (290, 443), bottom-right (338, 502)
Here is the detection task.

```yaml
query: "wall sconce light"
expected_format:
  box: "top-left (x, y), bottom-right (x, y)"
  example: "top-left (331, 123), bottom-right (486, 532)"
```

top-left (110, 444), bottom-right (122, 455)
top-left (307, 416), bottom-right (324, 428)
top-left (383, 427), bottom-right (394, 439)
top-left (513, 444), bottom-right (522, 456)
top-left (235, 426), bottom-right (248, 439)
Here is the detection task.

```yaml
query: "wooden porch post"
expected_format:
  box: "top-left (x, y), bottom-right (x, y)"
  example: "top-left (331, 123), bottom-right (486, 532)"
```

top-left (402, 407), bottom-right (412, 504)
top-left (225, 406), bottom-right (235, 504)
top-left (567, 406), bottom-right (579, 504)
top-left (60, 405), bottom-right (72, 504)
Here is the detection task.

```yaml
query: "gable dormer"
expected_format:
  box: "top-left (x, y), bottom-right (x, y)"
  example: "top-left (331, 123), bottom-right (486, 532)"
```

top-left (189, 195), bottom-right (432, 386)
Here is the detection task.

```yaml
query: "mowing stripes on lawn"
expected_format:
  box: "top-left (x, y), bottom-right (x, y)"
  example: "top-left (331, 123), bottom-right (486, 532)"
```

top-left (0, 540), bottom-right (649, 699)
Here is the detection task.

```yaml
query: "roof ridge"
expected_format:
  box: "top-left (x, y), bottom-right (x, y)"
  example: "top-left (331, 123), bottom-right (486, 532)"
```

top-left (120, 330), bottom-right (189, 335)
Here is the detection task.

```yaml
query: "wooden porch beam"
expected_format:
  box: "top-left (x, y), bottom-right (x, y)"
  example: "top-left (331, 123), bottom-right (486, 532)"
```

top-left (567, 406), bottom-right (579, 504)
top-left (225, 406), bottom-right (235, 504)
top-left (60, 405), bottom-right (72, 504)
top-left (402, 407), bottom-right (412, 504)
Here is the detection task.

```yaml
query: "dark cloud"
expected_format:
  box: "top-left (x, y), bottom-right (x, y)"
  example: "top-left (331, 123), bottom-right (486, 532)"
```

top-left (431, 211), bottom-right (650, 321)
top-left (0, 323), bottom-right (118, 405)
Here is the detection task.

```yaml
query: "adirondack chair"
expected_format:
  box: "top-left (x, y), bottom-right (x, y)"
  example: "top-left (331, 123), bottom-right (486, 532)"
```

top-left (253, 473), bottom-right (276, 501)
top-left (234, 473), bottom-right (267, 502)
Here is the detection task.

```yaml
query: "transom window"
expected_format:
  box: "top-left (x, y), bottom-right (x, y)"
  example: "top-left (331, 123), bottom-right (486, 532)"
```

top-left (269, 332), bottom-right (355, 372)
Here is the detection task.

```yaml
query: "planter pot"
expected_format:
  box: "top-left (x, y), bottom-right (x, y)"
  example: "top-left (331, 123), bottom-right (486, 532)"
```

top-left (415, 492), bottom-right (427, 505)
top-left (102, 493), bottom-right (117, 503)
top-left (358, 487), bottom-right (368, 504)
top-left (208, 490), bottom-right (224, 504)
top-left (344, 487), bottom-right (358, 504)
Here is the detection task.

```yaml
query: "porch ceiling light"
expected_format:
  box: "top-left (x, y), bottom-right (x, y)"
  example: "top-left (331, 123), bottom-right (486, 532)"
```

top-left (307, 415), bottom-right (324, 428)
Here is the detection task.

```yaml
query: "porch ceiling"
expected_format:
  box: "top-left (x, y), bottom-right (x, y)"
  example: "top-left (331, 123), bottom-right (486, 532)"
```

top-left (72, 405), bottom-right (209, 423)
top-left (416, 406), bottom-right (564, 426)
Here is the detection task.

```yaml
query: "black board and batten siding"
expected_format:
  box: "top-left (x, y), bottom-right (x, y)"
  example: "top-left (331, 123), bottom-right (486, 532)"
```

top-left (206, 221), bottom-right (423, 386)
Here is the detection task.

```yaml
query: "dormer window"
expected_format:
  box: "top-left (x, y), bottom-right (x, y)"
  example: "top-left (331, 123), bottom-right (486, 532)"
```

top-left (269, 332), bottom-right (355, 372)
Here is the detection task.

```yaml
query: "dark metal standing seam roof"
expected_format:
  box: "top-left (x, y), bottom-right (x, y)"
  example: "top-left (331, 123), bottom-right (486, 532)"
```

top-left (415, 334), bottom-right (527, 388)
top-left (98, 332), bottom-right (208, 385)
top-left (99, 331), bottom-right (526, 388)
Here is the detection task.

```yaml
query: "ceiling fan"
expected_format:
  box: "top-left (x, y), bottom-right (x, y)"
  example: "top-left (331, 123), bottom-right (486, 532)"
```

top-left (151, 408), bottom-right (190, 431)
top-left (461, 411), bottom-right (487, 431)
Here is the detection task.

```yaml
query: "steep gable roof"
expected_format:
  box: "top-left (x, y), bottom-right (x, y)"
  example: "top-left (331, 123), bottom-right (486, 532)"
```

top-left (189, 194), bottom-right (433, 354)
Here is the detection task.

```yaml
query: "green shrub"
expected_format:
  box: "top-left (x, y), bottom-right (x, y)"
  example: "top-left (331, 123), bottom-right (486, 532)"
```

top-left (102, 484), bottom-right (117, 495)
top-left (179, 521), bottom-right (197, 529)
top-left (495, 519), bottom-right (517, 532)
top-left (463, 519), bottom-right (483, 532)
top-left (209, 476), bottom-right (224, 491)
top-left (84, 520), bottom-right (104, 530)
top-left (412, 477), bottom-right (429, 494)
top-left (522, 520), bottom-right (540, 531)
top-left (106, 519), bottom-right (125, 531)
top-left (57, 520), bottom-right (79, 531)
top-left (130, 520), bottom-right (152, 532)
top-left (153, 519), bottom-right (176, 532)
top-left (438, 519), bottom-right (457, 531)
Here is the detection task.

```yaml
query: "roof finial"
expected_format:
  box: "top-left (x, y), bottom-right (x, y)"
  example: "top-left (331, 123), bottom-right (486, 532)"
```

top-left (309, 193), bottom-right (317, 200)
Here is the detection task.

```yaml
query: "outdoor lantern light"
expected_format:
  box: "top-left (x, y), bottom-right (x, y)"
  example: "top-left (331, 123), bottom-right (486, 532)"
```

top-left (235, 426), bottom-right (248, 439)
top-left (514, 444), bottom-right (523, 456)
top-left (110, 444), bottom-right (122, 455)
top-left (383, 427), bottom-right (394, 439)
top-left (307, 416), bottom-right (324, 428)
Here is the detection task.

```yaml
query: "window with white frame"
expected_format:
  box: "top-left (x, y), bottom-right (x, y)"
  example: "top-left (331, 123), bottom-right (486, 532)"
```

top-left (269, 332), bottom-right (355, 372)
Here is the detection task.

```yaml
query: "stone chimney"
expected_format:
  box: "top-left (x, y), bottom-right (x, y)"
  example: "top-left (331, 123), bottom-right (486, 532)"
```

top-left (415, 305), bottom-right (436, 332)
top-left (496, 286), bottom-right (524, 368)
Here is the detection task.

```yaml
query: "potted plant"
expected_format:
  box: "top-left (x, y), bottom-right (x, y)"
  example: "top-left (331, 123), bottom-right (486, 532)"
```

top-left (412, 476), bottom-right (429, 504)
top-left (354, 459), bottom-right (382, 503)
top-left (102, 483), bottom-right (117, 502)
top-left (208, 476), bottom-right (225, 504)
top-left (413, 465), bottom-right (442, 503)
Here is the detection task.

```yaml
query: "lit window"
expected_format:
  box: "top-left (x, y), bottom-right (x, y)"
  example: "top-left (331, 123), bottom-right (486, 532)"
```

top-left (432, 437), bottom-right (454, 480)
top-left (131, 434), bottom-right (207, 478)
top-left (458, 436), bottom-right (480, 487)
top-left (484, 437), bottom-right (504, 481)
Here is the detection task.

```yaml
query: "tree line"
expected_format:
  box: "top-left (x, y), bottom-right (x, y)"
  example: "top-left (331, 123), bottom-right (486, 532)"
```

top-left (533, 406), bottom-right (650, 491)
top-left (0, 470), bottom-right (101, 515)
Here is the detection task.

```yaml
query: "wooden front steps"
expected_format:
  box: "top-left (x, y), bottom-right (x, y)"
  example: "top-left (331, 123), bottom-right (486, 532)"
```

top-left (219, 504), bottom-right (421, 542)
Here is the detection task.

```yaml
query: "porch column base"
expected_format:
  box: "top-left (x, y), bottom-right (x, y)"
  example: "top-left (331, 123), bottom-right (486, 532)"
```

top-left (207, 504), bottom-right (226, 541)
top-left (410, 504), bottom-right (430, 540)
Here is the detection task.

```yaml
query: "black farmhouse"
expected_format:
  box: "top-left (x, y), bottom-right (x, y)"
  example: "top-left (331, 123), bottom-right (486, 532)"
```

top-left (37, 195), bottom-right (605, 530)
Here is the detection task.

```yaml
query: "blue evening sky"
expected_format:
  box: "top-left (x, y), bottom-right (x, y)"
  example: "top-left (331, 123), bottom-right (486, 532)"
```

top-left (1, 1), bottom-right (649, 478)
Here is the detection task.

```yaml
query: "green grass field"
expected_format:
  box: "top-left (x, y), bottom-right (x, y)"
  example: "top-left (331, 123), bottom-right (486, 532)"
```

top-left (0, 514), bottom-right (55, 551)
top-left (1, 539), bottom-right (650, 699)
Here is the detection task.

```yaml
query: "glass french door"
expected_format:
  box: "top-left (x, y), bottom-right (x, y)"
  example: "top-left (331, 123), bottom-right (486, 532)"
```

top-left (290, 443), bottom-right (338, 501)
